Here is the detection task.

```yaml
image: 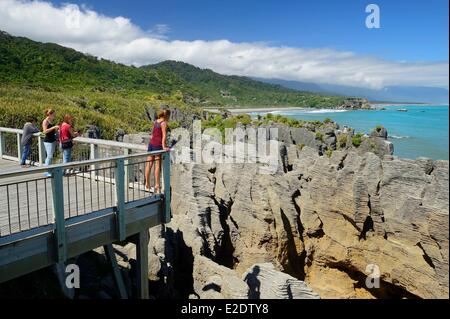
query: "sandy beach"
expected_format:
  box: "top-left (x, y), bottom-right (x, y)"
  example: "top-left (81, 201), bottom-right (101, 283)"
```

top-left (205, 106), bottom-right (313, 114)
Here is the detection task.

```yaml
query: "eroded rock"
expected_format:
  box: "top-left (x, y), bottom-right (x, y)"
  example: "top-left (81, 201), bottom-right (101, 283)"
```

top-left (243, 263), bottom-right (320, 299)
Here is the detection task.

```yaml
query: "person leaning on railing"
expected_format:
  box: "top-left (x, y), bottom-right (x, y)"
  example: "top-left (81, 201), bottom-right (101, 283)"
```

top-left (20, 116), bottom-right (40, 168)
top-left (60, 114), bottom-right (80, 164)
top-left (145, 109), bottom-right (171, 193)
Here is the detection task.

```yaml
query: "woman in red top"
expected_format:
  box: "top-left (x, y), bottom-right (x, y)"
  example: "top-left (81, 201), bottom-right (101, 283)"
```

top-left (60, 114), bottom-right (79, 164)
top-left (145, 109), bottom-right (170, 193)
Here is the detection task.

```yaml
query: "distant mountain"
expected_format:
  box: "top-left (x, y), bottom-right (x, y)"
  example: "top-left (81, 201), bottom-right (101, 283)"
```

top-left (256, 78), bottom-right (449, 104)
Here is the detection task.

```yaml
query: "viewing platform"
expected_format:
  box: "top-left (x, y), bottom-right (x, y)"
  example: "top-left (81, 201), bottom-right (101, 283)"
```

top-left (0, 127), bottom-right (171, 298)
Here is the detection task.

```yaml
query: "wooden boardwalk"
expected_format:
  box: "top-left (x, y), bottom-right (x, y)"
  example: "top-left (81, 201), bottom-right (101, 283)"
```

top-left (0, 159), bottom-right (154, 237)
top-left (0, 130), bottom-right (170, 298)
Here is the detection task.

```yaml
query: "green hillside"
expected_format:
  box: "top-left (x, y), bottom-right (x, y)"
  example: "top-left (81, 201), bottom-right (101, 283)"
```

top-left (146, 61), bottom-right (346, 107)
top-left (0, 30), bottom-right (349, 138)
top-left (0, 31), bottom-right (183, 93)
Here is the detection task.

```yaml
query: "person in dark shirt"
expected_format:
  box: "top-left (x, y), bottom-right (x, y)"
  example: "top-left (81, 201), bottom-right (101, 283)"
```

top-left (20, 116), bottom-right (40, 167)
top-left (42, 109), bottom-right (59, 165)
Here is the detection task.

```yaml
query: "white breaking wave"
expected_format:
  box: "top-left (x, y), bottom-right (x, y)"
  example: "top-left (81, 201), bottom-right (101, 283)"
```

top-left (267, 109), bottom-right (348, 116)
top-left (306, 109), bottom-right (348, 114)
top-left (390, 135), bottom-right (410, 139)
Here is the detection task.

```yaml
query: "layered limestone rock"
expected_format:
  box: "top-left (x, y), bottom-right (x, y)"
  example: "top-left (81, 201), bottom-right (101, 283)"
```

top-left (243, 263), bottom-right (320, 299)
top-left (164, 143), bottom-right (448, 299)
top-left (193, 255), bottom-right (249, 299)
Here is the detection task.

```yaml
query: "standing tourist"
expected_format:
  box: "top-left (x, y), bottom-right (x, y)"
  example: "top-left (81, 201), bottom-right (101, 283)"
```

top-left (42, 109), bottom-right (59, 176)
top-left (145, 109), bottom-right (170, 193)
top-left (20, 116), bottom-right (40, 167)
top-left (60, 114), bottom-right (79, 164)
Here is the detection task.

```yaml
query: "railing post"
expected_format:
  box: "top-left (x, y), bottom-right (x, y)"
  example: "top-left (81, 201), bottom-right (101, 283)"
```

top-left (50, 167), bottom-right (67, 263)
top-left (38, 135), bottom-right (45, 166)
top-left (162, 152), bottom-right (171, 223)
top-left (135, 230), bottom-right (150, 299)
top-left (17, 133), bottom-right (22, 162)
top-left (90, 143), bottom-right (98, 179)
top-left (123, 148), bottom-right (129, 188)
top-left (0, 131), bottom-right (4, 158)
top-left (115, 158), bottom-right (126, 241)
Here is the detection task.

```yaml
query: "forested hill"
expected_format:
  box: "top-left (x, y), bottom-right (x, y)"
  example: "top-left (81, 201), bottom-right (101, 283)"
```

top-left (0, 31), bottom-right (182, 93)
top-left (146, 61), bottom-right (347, 107)
top-left (0, 31), bottom-right (347, 108)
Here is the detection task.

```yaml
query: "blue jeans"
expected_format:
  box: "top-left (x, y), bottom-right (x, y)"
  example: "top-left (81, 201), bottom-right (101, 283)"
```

top-left (62, 147), bottom-right (72, 164)
top-left (44, 142), bottom-right (56, 166)
top-left (20, 144), bottom-right (31, 165)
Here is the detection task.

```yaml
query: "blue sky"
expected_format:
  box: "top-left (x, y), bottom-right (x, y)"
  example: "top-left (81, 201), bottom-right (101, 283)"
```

top-left (0, 0), bottom-right (448, 88)
top-left (50, 0), bottom-right (449, 62)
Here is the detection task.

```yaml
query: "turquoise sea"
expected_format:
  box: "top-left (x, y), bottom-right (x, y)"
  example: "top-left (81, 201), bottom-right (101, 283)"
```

top-left (250, 105), bottom-right (449, 160)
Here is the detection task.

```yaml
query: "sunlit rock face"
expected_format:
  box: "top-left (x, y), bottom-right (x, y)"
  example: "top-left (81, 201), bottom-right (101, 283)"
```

top-left (164, 142), bottom-right (448, 299)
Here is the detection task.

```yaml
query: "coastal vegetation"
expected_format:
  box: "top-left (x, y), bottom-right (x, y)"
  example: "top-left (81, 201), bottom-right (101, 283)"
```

top-left (352, 133), bottom-right (363, 147)
top-left (337, 133), bottom-right (348, 149)
top-left (0, 85), bottom-right (190, 139)
top-left (315, 131), bottom-right (324, 142)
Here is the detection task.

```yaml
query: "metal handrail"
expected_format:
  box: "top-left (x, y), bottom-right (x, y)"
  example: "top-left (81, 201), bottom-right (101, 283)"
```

top-left (0, 128), bottom-right (23, 134)
top-left (0, 150), bottom-right (167, 179)
top-left (0, 127), bottom-right (146, 149)
top-left (0, 126), bottom-right (148, 167)
top-left (74, 136), bottom-right (147, 150)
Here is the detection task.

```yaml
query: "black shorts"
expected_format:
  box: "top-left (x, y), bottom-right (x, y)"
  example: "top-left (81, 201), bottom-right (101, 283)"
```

top-left (148, 144), bottom-right (163, 152)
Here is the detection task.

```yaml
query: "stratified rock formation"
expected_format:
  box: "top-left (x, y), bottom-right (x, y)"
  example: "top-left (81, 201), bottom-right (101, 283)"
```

top-left (192, 255), bottom-right (249, 299)
top-left (162, 143), bottom-right (448, 299)
top-left (243, 263), bottom-right (320, 299)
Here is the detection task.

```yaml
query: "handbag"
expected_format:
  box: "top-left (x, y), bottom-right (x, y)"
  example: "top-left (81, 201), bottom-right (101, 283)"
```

top-left (61, 139), bottom-right (73, 149)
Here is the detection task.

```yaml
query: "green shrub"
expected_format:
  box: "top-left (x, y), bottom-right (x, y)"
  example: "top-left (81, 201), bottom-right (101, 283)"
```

top-left (325, 149), bottom-right (333, 158)
top-left (323, 117), bottom-right (332, 124)
top-left (315, 131), bottom-right (324, 142)
top-left (169, 121), bottom-right (181, 130)
top-left (352, 133), bottom-right (363, 147)
top-left (375, 125), bottom-right (384, 132)
top-left (337, 134), bottom-right (348, 149)
top-left (287, 118), bottom-right (299, 127)
top-left (236, 113), bottom-right (252, 125)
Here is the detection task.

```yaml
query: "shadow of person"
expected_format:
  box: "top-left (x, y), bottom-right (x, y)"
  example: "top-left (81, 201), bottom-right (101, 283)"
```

top-left (243, 265), bottom-right (261, 299)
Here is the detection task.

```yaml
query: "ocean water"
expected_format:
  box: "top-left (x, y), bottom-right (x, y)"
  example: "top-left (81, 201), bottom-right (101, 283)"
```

top-left (250, 105), bottom-right (449, 160)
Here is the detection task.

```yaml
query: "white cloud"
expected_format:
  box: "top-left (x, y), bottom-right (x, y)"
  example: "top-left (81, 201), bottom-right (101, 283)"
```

top-left (148, 24), bottom-right (170, 39)
top-left (0, 0), bottom-right (448, 89)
